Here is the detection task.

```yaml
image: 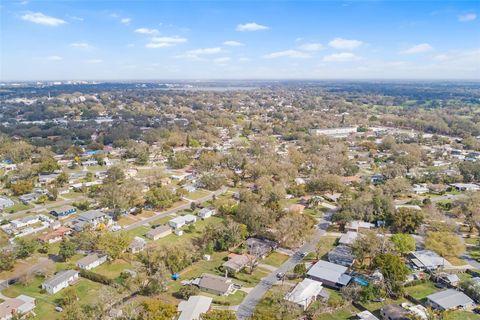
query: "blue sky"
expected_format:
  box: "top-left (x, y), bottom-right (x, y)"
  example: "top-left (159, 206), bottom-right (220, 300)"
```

top-left (1, 0), bottom-right (479, 80)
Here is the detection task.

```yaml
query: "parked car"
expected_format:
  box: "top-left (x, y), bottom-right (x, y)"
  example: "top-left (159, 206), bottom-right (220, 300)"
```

top-left (276, 272), bottom-right (285, 279)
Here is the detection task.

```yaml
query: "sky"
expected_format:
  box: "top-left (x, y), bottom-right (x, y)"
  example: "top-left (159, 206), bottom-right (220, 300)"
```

top-left (0, 0), bottom-right (479, 81)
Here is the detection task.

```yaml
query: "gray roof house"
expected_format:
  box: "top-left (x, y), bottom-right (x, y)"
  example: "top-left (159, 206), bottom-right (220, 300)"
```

top-left (41, 270), bottom-right (79, 294)
top-left (306, 260), bottom-right (351, 289)
top-left (379, 304), bottom-right (410, 320)
top-left (426, 289), bottom-right (475, 311)
top-left (328, 245), bottom-right (355, 267)
top-left (177, 295), bottom-right (212, 320)
top-left (409, 250), bottom-right (451, 271)
top-left (338, 231), bottom-right (358, 246)
top-left (76, 253), bottom-right (108, 270)
top-left (197, 274), bottom-right (235, 296)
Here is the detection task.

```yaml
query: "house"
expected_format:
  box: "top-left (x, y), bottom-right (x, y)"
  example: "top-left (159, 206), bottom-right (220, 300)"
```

top-left (356, 310), bottom-right (380, 320)
top-left (0, 197), bottom-right (14, 210)
top-left (222, 253), bottom-right (255, 274)
top-left (177, 295), bottom-right (212, 320)
top-left (413, 184), bottom-right (429, 194)
top-left (168, 215), bottom-right (197, 229)
top-left (284, 278), bottom-right (324, 311)
top-left (328, 245), bottom-right (355, 267)
top-left (128, 236), bottom-right (146, 253)
top-left (437, 273), bottom-right (460, 286)
top-left (345, 220), bottom-right (374, 232)
top-left (198, 208), bottom-right (215, 219)
top-left (70, 210), bottom-right (111, 232)
top-left (294, 177), bottom-right (306, 185)
top-left (145, 225), bottom-right (171, 240)
top-left (38, 173), bottom-right (58, 185)
top-left (41, 270), bottom-right (79, 294)
top-left (401, 302), bottom-right (428, 320)
top-left (49, 205), bottom-right (77, 218)
top-left (10, 215), bottom-right (40, 229)
top-left (245, 238), bottom-right (278, 258)
top-left (183, 184), bottom-right (197, 193)
top-left (450, 183), bottom-right (480, 192)
top-left (323, 192), bottom-right (342, 203)
top-left (409, 250), bottom-right (451, 271)
top-left (338, 231), bottom-right (358, 246)
top-left (37, 226), bottom-right (71, 244)
top-left (379, 304), bottom-right (410, 320)
top-left (426, 289), bottom-right (474, 311)
top-left (18, 193), bottom-right (39, 204)
top-left (197, 274), bottom-right (235, 296)
top-left (0, 295), bottom-right (35, 320)
top-left (76, 253), bottom-right (108, 270)
top-left (306, 260), bottom-right (352, 289)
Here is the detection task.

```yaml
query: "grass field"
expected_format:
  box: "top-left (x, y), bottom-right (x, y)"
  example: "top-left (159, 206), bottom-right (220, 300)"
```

top-left (261, 252), bottom-right (289, 267)
top-left (445, 311), bottom-right (480, 320)
top-left (404, 281), bottom-right (440, 300)
top-left (185, 189), bottom-right (211, 200)
top-left (5, 199), bottom-right (34, 213)
top-left (2, 276), bottom-right (110, 320)
top-left (94, 258), bottom-right (134, 279)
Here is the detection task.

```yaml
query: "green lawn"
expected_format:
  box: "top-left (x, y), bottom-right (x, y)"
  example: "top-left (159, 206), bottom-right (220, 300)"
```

top-left (445, 311), bottom-right (480, 320)
top-left (149, 215), bottom-right (174, 226)
top-left (59, 192), bottom-right (84, 199)
top-left (261, 252), bottom-right (289, 267)
top-left (200, 290), bottom-right (247, 306)
top-left (404, 281), bottom-right (440, 300)
top-left (314, 305), bottom-right (360, 320)
top-left (124, 226), bottom-right (151, 239)
top-left (2, 276), bottom-right (109, 320)
top-left (5, 199), bottom-right (34, 213)
top-left (185, 189), bottom-right (211, 200)
top-left (94, 259), bottom-right (134, 279)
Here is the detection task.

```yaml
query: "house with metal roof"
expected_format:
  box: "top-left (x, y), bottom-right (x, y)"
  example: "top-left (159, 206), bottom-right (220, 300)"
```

top-left (426, 289), bottom-right (475, 311)
top-left (328, 245), bottom-right (355, 267)
top-left (76, 253), bottom-right (108, 270)
top-left (177, 295), bottom-right (212, 320)
top-left (408, 250), bottom-right (451, 271)
top-left (41, 270), bottom-right (79, 294)
top-left (306, 260), bottom-right (351, 289)
top-left (284, 278), bottom-right (324, 310)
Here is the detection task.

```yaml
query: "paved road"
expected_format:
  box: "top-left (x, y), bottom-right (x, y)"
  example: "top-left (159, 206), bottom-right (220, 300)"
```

top-left (236, 221), bottom-right (328, 319)
top-left (123, 187), bottom-right (228, 231)
top-left (2, 196), bottom-right (86, 220)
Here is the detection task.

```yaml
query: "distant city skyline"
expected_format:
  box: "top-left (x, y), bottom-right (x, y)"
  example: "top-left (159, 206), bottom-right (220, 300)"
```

top-left (1, 0), bottom-right (479, 80)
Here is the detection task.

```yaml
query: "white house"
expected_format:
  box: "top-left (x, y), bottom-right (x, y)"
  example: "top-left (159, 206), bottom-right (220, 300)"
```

top-left (0, 295), bottom-right (36, 320)
top-left (41, 270), bottom-right (79, 294)
top-left (146, 226), bottom-right (172, 240)
top-left (285, 278), bottom-right (324, 310)
top-left (198, 208), bottom-right (215, 220)
top-left (76, 254), bottom-right (108, 270)
top-left (168, 214), bottom-right (197, 229)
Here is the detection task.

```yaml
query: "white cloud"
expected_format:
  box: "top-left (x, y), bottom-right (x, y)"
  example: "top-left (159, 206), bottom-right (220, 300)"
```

top-left (21, 12), bottom-right (66, 26)
top-left (214, 57), bottom-right (231, 64)
top-left (70, 42), bottom-right (90, 49)
top-left (135, 28), bottom-right (159, 35)
top-left (239, 57), bottom-right (251, 62)
top-left (146, 36), bottom-right (187, 48)
top-left (299, 43), bottom-right (323, 51)
top-left (121, 18), bottom-right (131, 24)
top-left (236, 22), bottom-right (269, 31)
top-left (69, 15), bottom-right (84, 21)
top-left (223, 40), bottom-right (244, 47)
top-left (187, 47), bottom-right (222, 55)
top-left (400, 43), bottom-right (433, 54)
top-left (328, 38), bottom-right (363, 50)
top-left (458, 13), bottom-right (477, 22)
top-left (322, 52), bottom-right (360, 62)
top-left (85, 59), bottom-right (102, 64)
top-left (264, 50), bottom-right (311, 59)
top-left (46, 55), bottom-right (63, 61)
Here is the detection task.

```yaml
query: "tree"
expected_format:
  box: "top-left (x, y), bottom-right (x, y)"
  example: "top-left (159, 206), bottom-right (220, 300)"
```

top-left (175, 286), bottom-right (199, 300)
top-left (454, 192), bottom-right (480, 232)
top-left (104, 166), bottom-right (125, 184)
top-left (11, 180), bottom-right (33, 195)
top-left (306, 174), bottom-right (345, 193)
top-left (293, 263), bottom-right (307, 275)
top-left (139, 299), bottom-right (177, 320)
top-left (56, 172), bottom-right (69, 186)
top-left (352, 230), bottom-right (382, 267)
top-left (97, 232), bottom-right (131, 259)
top-left (145, 186), bottom-right (178, 209)
top-left (274, 211), bottom-right (315, 248)
top-left (389, 208), bottom-right (424, 234)
top-left (0, 250), bottom-right (16, 271)
top-left (38, 157), bottom-right (60, 173)
top-left (137, 249), bottom-right (170, 295)
top-left (15, 238), bottom-right (38, 259)
top-left (201, 310), bottom-right (236, 320)
top-left (58, 239), bottom-right (76, 261)
top-left (167, 152), bottom-right (191, 169)
top-left (390, 234), bottom-right (416, 256)
top-left (199, 172), bottom-right (226, 191)
top-left (373, 253), bottom-right (409, 297)
top-left (425, 232), bottom-right (465, 257)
